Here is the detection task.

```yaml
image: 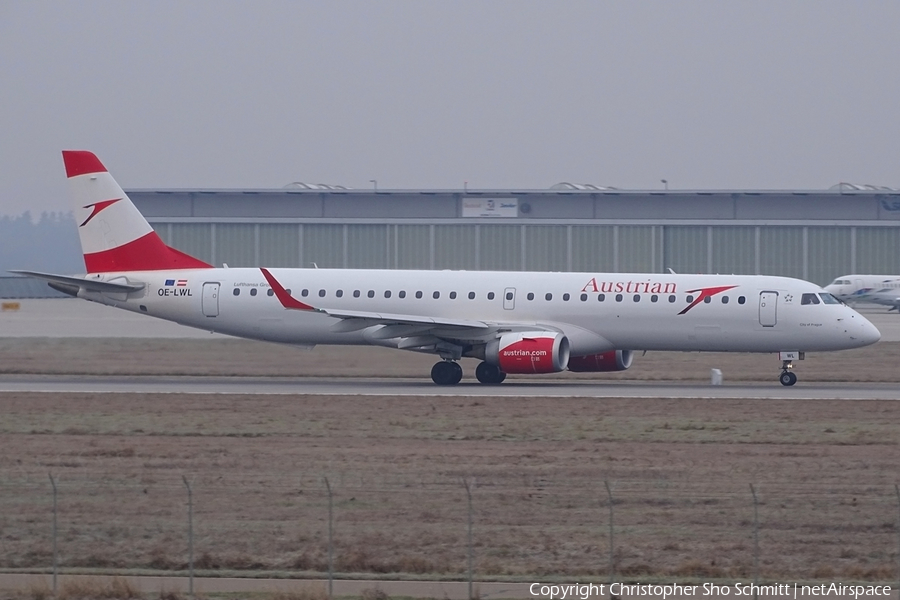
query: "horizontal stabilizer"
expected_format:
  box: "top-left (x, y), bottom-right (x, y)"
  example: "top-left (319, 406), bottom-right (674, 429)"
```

top-left (9, 270), bottom-right (145, 294)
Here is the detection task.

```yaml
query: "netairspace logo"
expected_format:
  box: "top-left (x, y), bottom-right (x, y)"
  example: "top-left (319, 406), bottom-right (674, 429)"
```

top-left (529, 582), bottom-right (893, 599)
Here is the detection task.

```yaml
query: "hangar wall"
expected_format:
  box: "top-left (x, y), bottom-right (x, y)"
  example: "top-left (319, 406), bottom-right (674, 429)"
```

top-left (131, 189), bottom-right (900, 287)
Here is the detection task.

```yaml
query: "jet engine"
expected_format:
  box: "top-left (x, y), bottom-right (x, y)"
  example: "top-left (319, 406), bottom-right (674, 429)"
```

top-left (485, 331), bottom-right (570, 374)
top-left (567, 350), bottom-right (634, 372)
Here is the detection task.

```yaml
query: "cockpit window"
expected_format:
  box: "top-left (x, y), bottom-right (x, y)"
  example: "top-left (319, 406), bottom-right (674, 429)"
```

top-left (819, 293), bottom-right (841, 304)
top-left (801, 293), bottom-right (820, 305)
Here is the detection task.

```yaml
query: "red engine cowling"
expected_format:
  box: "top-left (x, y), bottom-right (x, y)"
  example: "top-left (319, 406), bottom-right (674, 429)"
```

top-left (485, 332), bottom-right (570, 374)
top-left (567, 350), bottom-right (634, 372)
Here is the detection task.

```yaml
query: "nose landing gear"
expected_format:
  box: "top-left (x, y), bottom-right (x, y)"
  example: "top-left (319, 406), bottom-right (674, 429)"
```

top-left (777, 351), bottom-right (803, 386)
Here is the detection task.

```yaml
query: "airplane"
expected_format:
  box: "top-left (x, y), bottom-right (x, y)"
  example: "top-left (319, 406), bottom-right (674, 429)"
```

top-left (866, 286), bottom-right (900, 312)
top-left (825, 275), bottom-right (900, 309)
top-left (12, 151), bottom-right (881, 387)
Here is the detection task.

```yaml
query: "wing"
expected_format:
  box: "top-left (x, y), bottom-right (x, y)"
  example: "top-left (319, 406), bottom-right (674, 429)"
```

top-left (259, 268), bottom-right (558, 352)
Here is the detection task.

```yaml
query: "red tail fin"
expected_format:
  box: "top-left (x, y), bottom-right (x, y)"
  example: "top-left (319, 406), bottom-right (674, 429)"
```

top-left (63, 151), bottom-right (212, 273)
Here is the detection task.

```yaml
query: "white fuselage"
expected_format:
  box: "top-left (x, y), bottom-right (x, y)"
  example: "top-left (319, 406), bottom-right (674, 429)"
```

top-left (79, 268), bottom-right (879, 355)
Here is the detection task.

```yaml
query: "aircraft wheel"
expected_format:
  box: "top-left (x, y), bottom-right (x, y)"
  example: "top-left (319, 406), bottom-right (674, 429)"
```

top-left (779, 371), bottom-right (797, 386)
top-left (475, 362), bottom-right (506, 384)
top-left (431, 361), bottom-right (463, 385)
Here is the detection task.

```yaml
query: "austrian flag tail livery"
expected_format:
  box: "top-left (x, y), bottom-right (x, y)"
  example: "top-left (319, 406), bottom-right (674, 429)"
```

top-left (63, 151), bottom-right (211, 273)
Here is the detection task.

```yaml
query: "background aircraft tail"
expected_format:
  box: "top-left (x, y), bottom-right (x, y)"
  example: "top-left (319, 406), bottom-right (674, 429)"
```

top-left (62, 151), bottom-right (211, 273)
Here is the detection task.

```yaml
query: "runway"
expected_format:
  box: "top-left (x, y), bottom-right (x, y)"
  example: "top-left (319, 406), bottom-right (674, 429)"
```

top-left (2, 374), bottom-right (899, 399)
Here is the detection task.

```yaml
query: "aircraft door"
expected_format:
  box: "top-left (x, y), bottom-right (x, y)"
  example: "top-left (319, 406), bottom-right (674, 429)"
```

top-left (503, 287), bottom-right (516, 310)
top-left (758, 291), bottom-right (778, 327)
top-left (202, 282), bottom-right (220, 317)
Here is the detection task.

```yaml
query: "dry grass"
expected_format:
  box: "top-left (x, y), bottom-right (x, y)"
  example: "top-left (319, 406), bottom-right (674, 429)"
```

top-left (57, 578), bottom-right (141, 599)
top-left (0, 338), bottom-right (899, 582)
top-left (0, 390), bottom-right (898, 581)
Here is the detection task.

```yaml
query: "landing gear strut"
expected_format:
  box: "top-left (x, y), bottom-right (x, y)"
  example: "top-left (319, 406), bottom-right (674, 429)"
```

top-left (475, 361), bottom-right (506, 385)
top-left (778, 351), bottom-right (802, 386)
top-left (431, 361), bottom-right (463, 385)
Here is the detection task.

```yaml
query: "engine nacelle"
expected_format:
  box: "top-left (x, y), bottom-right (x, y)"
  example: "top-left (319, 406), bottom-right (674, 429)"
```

top-left (486, 331), bottom-right (570, 374)
top-left (567, 350), bottom-right (634, 372)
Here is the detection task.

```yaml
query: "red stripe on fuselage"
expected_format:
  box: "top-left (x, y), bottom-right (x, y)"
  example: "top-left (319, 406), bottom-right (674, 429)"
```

top-left (83, 231), bottom-right (213, 273)
top-left (63, 150), bottom-right (108, 178)
top-left (260, 268), bottom-right (315, 311)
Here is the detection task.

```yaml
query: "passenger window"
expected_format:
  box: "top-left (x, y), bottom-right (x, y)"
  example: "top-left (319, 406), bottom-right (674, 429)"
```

top-left (233, 288), bottom-right (240, 296)
top-left (353, 290), bottom-right (360, 298)
top-left (651, 295), bottom-right (658, 302)
top-left (527, 292), bottom-right (535, 301)
top-left (738, 296), bottom-right (746, 304)
top-left (367, 290), bottom-right (375, 298)
top-left (434, 291), bottom-right (440, 299)
top-left (488, 292), bottom-right (495, 300)
top-left (633, 294), bottom-right (640, 302)
top-left (563, 293), bottom-right (570, 301)
top-left (668, 295), bottom-right (676, 303)
top-left (300, 289), bottom-right (308, 297)
top-left (703, 296), bottom-right (711, 303)
top-left (598, 294), bottom-right (605, 302)
top-left (250, 288), bottom-right (257, 296)
top-left (336, 290), bottom-right (343, 298)
top-left (580, 293), bottom-right (588, 301)
top-left (801, 293), bottom-right (820, 305)
top-left (319, 289), bottom-right (326, 297)
top-left (468, 292), bottom-right (475, 300)
top-left (384, 291), bottom-right (392, 298)
top-left (721, 296), bottom-right (729, 304)
top-left (267, 289), bottom-right (274, 297)
top-left (416, 291), bottom-right (423, 299)
top-left (545, 293), bottom-right (553, 301)
top-left (399, 291), bottom-right (406, 298)
top-left (615, 294), bottom-right (623, 302)
top-left (505, 292), bottom-right (513, 301)
top-left (286, 289), bottom-right (292, 295)
top-left (450, 291), bottom-right (457, 299)
top-left (686, 295), bottom-right (694, 303)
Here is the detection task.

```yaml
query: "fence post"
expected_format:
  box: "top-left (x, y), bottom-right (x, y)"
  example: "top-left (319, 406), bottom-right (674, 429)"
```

top-left (324, 476), bottom-right (333, 600)
top-left (604, 480), bottom-right (614, 589)
top-left (182, 476), bottom-right (194, 599)
top-left (463, 478), bottom-right (474, 600)
top-left (48, 473), bottom-right (58, 596)
top-left (750, 483), bottom-right (759, 599)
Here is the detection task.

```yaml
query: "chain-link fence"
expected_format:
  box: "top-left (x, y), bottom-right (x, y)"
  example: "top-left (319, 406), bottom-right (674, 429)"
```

top-left (3, 474), bottom-right (899, 588)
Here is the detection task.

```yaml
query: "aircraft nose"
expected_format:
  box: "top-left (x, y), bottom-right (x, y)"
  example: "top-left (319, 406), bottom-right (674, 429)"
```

top-left (854, 315), bottom-right (881, 346)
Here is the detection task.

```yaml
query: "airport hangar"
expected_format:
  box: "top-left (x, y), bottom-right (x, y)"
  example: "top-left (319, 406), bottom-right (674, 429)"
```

top-left (126, 182), bottom-right (900, 288)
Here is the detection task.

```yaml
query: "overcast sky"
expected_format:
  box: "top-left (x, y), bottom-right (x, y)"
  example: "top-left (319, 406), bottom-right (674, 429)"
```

top-left (2, 1), bottom-right (899, 217)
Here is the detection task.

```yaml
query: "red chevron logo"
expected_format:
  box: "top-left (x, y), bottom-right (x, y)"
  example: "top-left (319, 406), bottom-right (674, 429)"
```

top-left (80, 198), bottom-right (121, 227)
top-left (678, 285), bottom-right (738, 315)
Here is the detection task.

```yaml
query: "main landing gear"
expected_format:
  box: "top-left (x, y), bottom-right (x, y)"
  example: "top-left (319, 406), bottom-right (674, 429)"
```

top-left (430, 361), bottom-right (507, 385)
top-left (778, 351), bottom-right (803, 386)
top-left (475, 361), bottom-right (506, 385)
top-left (431, 361), bottom-right (463, 385)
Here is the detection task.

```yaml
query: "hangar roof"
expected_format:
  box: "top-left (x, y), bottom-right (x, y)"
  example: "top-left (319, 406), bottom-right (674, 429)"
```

top-left (125, 187), bottom-right (900, 223)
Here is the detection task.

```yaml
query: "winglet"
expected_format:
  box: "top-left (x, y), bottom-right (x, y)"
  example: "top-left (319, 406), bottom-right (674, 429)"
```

top-left (260, 268), bottom-right (315, 310)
